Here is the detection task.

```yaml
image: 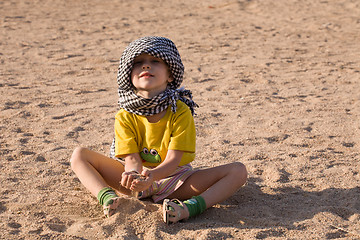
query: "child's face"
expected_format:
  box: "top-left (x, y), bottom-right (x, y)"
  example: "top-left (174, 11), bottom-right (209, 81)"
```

top-left (131, 53), bottom-right (173, 99)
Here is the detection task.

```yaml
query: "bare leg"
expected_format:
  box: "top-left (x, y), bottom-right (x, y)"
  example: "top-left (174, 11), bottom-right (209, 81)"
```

top-left (168, 162), bottom-right (247, 208)
top-left (70, 147), bottom-right (130, 197)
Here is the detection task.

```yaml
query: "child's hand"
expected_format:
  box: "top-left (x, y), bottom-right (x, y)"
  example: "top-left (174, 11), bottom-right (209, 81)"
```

top-left (121, 171), bottom-right (143, 190)
top-left (130, 169), bottom-right (153, 192)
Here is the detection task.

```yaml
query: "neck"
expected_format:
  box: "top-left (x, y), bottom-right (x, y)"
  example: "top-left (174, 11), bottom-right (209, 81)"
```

top-left (146, 109), bottom-right (167, 123)
top-left (135, 89), bottom-right (163, 99)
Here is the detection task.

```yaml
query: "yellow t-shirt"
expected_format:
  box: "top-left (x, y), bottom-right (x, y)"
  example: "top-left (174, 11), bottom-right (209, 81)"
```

top-left (114, 100), bottom-right (196, 167)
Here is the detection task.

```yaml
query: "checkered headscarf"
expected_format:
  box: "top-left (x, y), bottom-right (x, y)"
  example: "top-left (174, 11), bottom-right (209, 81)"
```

top-left (117, 36), bottom-right (198, 116)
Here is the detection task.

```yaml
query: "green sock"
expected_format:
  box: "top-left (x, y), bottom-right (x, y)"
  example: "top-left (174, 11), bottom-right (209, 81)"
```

top-left (97, 187), bottom-right (118, 206)
top-left (183, 196), bottom-right (207, 217)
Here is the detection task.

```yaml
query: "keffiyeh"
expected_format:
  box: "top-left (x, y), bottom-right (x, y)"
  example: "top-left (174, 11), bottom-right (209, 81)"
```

top-left (117, 36), bottom-right (198, 116)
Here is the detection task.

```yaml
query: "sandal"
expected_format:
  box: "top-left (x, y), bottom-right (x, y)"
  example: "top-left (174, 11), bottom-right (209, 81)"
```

top-left (163, 199), bottom-right (190, 224)
top-left (103, 197), bottom-right (121, 218)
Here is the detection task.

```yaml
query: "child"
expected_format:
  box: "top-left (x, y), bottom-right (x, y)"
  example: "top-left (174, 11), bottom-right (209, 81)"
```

top-left (70, 36), bottom-right (247, 224)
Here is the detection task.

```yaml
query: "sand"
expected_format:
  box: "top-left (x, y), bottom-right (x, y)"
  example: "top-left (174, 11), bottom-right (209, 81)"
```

top-left (1, 0), bottom-right (359, 239)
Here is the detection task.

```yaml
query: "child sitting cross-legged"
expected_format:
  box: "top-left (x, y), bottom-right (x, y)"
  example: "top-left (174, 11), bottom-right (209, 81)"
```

top-left (70, 36), bottom-right (248, 223)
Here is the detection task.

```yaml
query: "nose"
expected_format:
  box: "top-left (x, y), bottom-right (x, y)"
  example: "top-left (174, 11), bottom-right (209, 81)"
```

top-left (142, 62), bottom-right (151, 70)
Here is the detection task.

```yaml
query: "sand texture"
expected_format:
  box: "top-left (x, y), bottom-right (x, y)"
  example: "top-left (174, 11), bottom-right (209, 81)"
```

top-left (1, 0), bottom-right (360, 239)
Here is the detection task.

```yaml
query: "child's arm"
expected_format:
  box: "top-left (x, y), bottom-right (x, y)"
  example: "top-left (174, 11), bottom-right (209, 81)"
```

top-left (130, 150), bottom-right (184, 192)
top-left (124, 153), bottom-right (143, 173)
top-left (146, 149), bottom-right (183, 180)
top-left (120, 153), bottom-right (143, 190)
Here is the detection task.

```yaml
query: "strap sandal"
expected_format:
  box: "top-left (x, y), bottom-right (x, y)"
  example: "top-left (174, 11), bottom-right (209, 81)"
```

top-left (163, 199), bottom-right (189, 224)
top-left (103, 197), bottom-right (121, 218)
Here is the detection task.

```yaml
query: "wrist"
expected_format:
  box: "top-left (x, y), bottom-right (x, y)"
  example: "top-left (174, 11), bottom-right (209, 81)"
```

top-left (124, 165), bottom-right (142, 173)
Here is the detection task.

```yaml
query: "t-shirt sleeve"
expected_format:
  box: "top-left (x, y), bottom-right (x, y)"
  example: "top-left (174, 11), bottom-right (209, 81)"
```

top-left (168, 106), bottom-right (196, 153)
top-left (114, 111), bottom-right (140, 158)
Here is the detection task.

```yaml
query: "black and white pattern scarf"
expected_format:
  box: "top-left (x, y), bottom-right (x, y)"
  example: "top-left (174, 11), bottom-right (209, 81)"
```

top-left (110, 36), bottom-right (198, 159)
top-left (117, 36), bottom-right (198, 116)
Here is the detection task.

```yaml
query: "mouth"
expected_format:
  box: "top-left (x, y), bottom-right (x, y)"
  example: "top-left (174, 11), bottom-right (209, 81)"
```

top-left (139, 72), bottom-right (153, 78)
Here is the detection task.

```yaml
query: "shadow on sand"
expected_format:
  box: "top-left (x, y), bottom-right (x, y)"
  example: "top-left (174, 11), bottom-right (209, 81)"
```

top-left (160, 178), bottom-right (360, 238)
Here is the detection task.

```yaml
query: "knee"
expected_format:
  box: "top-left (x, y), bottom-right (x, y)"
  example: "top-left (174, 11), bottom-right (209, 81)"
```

top-left (229, 162), bottom-right (248, 186)
top-left (70, 147), bottom-right (87, 169)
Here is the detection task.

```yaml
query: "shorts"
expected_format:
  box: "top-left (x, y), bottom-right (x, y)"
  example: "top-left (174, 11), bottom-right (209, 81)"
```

top-left (139, 164), bottom-right (196, 203)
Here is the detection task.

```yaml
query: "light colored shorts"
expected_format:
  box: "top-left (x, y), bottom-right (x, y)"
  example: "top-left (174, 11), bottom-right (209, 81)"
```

top-left (139, 164), bottom-right (196, 203)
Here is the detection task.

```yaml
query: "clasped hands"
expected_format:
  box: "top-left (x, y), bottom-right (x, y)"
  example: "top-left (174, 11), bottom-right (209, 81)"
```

top-left (121, 169), bottom-right (153, 193)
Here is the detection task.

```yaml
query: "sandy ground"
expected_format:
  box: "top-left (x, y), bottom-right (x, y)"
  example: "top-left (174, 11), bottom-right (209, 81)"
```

top-left (1, 0), bottom-right (360, 239)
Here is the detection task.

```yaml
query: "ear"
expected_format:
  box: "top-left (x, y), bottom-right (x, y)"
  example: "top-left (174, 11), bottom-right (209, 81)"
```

top-left (167, 71), bottom-right (174, 83)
